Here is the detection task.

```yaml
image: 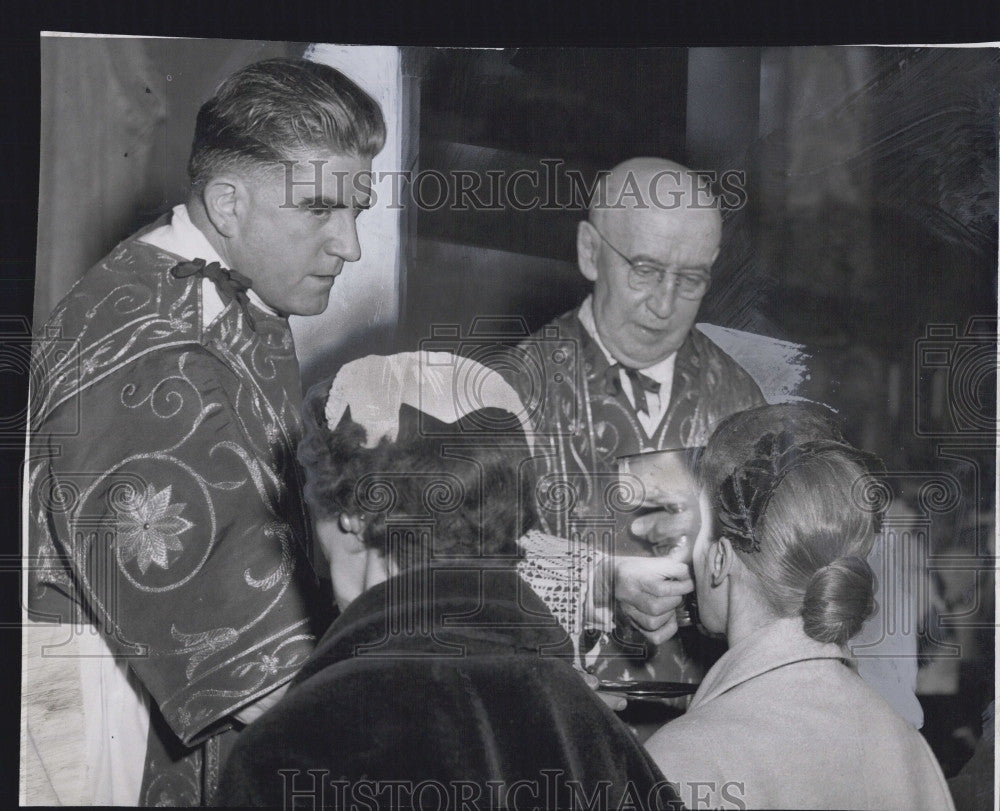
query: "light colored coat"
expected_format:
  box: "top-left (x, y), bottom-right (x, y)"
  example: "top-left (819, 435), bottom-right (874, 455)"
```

top-left (645, 617), bottom-right (954, 810)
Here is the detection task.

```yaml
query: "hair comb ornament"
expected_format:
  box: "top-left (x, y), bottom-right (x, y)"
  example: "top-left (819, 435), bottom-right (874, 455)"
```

top-left (717, 430), bottom-right (888, 553)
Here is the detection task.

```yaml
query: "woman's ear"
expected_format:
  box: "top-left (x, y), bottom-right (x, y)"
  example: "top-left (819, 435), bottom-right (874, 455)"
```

top-left (338, 512), bottom-right (365, 535)
top-left (710, 536), bottom-right (736, 587)
top-left (315, 515), bottom-right (361, 566)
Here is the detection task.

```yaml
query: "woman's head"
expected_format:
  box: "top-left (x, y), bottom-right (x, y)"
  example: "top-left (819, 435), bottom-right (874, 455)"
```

top-left (692, 404), bottom-right (885, 646)
top-left (299, 352), bottom-right (538, 611)
top-left (300, 398), bottom-right (536, 611)
top-left (300, 401), bottom-right (536, 561)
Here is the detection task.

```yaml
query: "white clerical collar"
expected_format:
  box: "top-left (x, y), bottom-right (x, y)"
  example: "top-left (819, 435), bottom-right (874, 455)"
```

top-left (140, 203), bottom-right (277, 327)
top-left (577, 295), bottom-right (676, 386)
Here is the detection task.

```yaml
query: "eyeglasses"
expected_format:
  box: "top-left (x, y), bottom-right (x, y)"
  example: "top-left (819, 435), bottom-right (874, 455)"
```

top-left (590, 225), bottom-right (711, 300)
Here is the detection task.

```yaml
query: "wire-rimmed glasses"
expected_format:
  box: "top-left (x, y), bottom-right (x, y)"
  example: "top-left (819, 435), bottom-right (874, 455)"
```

top-left (591, 225), bottom-right (711, 300)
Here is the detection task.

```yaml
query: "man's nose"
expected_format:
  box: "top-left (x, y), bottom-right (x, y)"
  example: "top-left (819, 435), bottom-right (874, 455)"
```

top-left (645, 276), bottom-right (677, 318)
top-left (324, 212), bottom-right (362, 262)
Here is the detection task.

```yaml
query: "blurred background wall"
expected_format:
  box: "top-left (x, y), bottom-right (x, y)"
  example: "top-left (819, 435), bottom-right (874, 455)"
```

top-left (293, 43), bottom-right (402, 390)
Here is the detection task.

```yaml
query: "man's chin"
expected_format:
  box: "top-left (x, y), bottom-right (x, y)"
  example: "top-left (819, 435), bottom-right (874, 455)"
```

top-left (274, 296), bottom-right (332, 318)
top-left (614, 342), bottom-right (683, 368)
top-left (297, 299), bottom-right (332, 317)
top-left (611, 325), bottom-right (687, 365)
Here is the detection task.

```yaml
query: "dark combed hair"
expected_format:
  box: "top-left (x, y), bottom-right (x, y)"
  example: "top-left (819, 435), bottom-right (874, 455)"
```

top-left (298, 382), bottom-right (536, 568)
top-left (702, 404), bottom-right (883, 646)
top-left (188, 57), bottom-right (386, 191)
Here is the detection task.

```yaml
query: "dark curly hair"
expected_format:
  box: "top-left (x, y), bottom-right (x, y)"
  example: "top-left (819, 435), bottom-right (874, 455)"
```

top-left (298, 380), bottom-right (536, 568)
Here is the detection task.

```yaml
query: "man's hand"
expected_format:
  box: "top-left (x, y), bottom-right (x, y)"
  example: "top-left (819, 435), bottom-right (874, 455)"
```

top-left (592, 555), bottom-right (694, 645)
top-left (629, 505), bottom-right (699, 555)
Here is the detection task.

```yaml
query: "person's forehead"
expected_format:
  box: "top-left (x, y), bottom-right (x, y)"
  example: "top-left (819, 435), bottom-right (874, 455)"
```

top-left (606, 205), bottom-right (721, 262)
top-left (254, 149), bottom-right (373, 201)
top-left (283, 148), bottom-right (370, 170)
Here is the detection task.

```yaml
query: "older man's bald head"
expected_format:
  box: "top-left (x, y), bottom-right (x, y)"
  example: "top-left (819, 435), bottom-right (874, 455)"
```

top-left (589, 158), bottom-right (722, 245)
top-left (577, 157), bottom-right (723, 367)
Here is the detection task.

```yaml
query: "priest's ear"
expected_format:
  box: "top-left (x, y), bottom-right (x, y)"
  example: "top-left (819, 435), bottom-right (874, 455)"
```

top-left (576, 220), bottom-right (602, 283)
top-left (200, 173), bottom-right (247, 239)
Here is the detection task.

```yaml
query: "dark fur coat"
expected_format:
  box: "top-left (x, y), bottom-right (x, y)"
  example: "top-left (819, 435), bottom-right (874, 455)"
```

top-left (215, 561), bottom-right (680, 809)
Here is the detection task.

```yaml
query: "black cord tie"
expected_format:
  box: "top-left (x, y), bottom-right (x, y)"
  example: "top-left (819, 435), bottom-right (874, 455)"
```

top-left (171, 258), bottom-right (257, 331)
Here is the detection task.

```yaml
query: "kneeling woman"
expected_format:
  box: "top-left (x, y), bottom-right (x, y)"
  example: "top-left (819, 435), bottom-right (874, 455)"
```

top-left (645, 404), bottom-right (953, 810)
top-left (215, 352), bottom-right (673, 808)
